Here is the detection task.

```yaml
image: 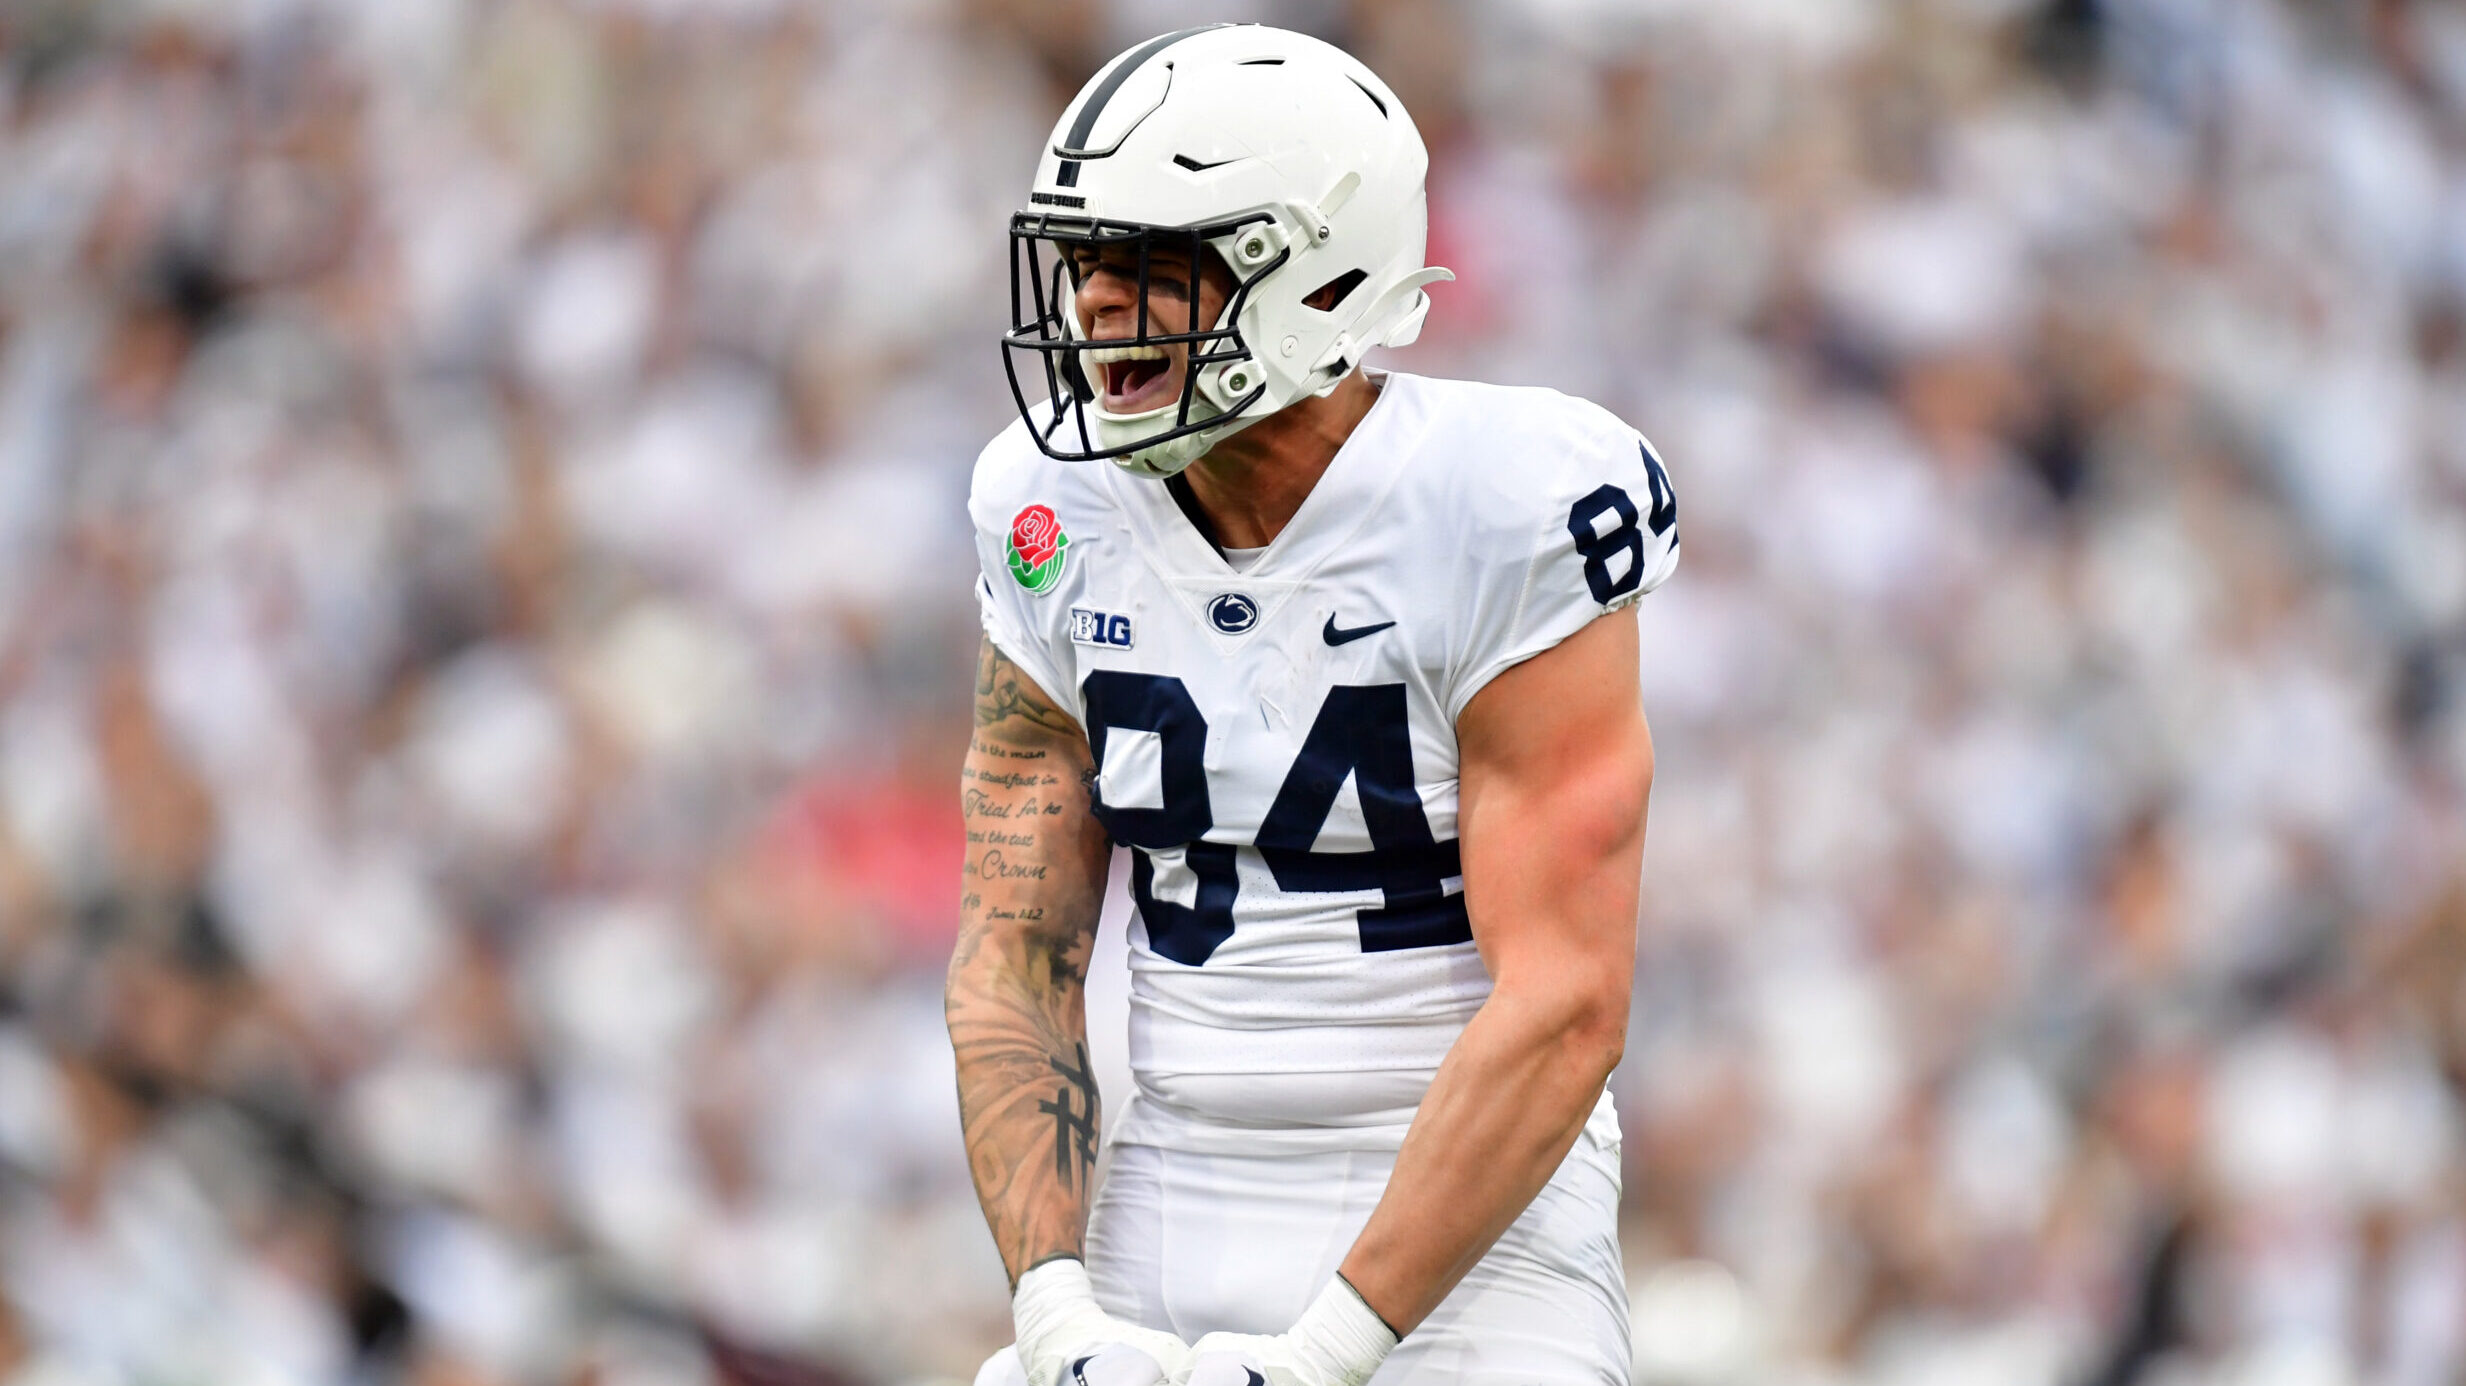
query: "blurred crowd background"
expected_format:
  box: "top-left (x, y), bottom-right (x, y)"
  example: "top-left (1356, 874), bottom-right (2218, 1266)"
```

top-left (2, 0), bottom-right (2464, 1383)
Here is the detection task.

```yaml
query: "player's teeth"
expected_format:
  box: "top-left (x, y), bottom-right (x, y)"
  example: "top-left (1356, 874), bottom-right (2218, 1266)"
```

top-left (1082, 344), bottom-right (1169, 365)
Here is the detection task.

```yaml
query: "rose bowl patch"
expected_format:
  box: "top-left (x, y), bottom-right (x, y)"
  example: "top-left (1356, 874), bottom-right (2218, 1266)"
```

top-left (1007, 504), bottom-right (1070, 594)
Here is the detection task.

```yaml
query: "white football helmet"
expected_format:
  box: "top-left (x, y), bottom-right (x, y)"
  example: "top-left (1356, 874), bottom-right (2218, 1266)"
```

top-left (1000, 24), bottom-right (1453, 478)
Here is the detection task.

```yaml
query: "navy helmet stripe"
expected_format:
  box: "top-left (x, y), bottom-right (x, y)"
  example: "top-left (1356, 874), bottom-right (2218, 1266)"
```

top-left (1055, 23), bottom-right (1232, 157)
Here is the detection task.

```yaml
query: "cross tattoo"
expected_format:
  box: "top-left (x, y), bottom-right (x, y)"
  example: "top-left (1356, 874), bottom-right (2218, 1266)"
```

top-left (1037, 1041), bottom-right (1099, 1191)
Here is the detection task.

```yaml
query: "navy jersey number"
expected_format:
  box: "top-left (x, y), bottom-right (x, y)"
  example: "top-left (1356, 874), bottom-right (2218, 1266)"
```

top-left (1566, 441), bottom-right (1675, 605)
top-left (1639, 438), bottom-right (1678, 537)
top-left (1082, 673), bottom-right (1470, 965)
top-left (1255, 684), bottom-right (1469, 952)
top-left (1081, 671), bottom-right (1237, 965)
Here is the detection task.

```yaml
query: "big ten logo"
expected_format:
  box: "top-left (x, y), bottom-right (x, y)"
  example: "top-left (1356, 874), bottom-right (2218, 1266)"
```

top-left (1069, 607), bottom-right (1135, 649)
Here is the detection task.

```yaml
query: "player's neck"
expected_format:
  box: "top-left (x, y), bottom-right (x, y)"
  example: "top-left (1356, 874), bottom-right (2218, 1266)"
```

top-left (1177, 371), bottom-right (1382, 550)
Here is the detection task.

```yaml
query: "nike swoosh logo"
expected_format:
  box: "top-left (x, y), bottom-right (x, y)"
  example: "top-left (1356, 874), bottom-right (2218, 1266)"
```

top-left (1323, 615), bottom-right (1396, 646)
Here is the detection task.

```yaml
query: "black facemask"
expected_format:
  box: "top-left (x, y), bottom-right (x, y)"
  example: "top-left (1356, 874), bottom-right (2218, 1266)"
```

top-left (1000, 211), bottom-right (1283, 464)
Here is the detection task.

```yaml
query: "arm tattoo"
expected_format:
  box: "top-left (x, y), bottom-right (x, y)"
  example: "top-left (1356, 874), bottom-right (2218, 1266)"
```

top-left (976, 640), bottom-right (1086, 737)
top-left (1038, 1042), bottom-right (1101, 1192)
top-left (949, 639), bottom-right (1111, 1283)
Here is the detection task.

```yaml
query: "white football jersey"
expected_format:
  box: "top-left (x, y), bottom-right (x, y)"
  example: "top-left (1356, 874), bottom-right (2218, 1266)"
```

top-left (970, 372), bottom-right (1678, 1153)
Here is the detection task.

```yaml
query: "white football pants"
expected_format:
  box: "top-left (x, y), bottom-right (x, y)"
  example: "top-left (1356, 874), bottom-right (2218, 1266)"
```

top-left (975, 1113), bottom-right (1630, 1385)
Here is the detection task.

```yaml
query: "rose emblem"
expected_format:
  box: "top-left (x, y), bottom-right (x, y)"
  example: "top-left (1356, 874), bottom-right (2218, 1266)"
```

top-left (1012, 505), bottom-right (1063, 568)
top-left (1006, 503), bottom-right (1070, 594)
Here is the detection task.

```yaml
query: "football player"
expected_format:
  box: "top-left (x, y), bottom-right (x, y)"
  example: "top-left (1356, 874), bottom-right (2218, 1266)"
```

top-left (948, 24), bottom-right (1679, 1386)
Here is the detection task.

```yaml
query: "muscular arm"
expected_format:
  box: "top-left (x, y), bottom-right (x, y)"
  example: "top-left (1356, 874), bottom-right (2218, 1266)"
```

top-left (1337, 605), bottom-right (1651, 1334)
top-left (948, 638), bottom-right (1115, 1284)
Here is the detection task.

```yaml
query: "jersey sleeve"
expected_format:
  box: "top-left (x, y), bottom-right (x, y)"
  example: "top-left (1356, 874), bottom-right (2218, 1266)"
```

top-left (1444, 412), bottom-right (1680, 722)
top-left (969, 441), bottom-right (1077, 716)
top-left (973, 567), bottom-right (1074, 712)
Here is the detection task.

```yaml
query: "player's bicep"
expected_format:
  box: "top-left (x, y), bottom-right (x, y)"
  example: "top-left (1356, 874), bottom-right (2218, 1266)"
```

top-left (1453, 607), bottom-right (1650, 997)
top-left (973, 633), bottom-right (1087, 753)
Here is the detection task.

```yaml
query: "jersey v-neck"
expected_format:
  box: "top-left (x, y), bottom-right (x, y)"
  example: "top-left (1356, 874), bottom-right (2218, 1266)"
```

top-left (1107, 372), bottom-right (1413, 584)
top-left (1163, 470), bottom-right (1224, 551)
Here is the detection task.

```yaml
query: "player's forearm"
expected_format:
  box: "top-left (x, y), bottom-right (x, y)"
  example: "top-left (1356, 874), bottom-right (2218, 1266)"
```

top-left (948, 912), bottom-right (1104, 1282)
top-left (949, 639), bottom-right (1114, 1284)
top-left (1335, 968), bottom-right (1626, 1334)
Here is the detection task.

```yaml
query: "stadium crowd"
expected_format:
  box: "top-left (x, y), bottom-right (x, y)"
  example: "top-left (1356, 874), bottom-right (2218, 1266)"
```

top-left (0, 0), bottom-right (2462, 1383)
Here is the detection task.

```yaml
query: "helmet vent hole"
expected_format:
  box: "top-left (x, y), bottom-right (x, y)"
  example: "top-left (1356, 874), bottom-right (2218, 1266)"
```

top-left (1347, 76), bottom-right (1388, 119)
top-left (1303, 269), bottom-right (1368, 312)
top-left (1237, 57), bottom-right (1285, 65)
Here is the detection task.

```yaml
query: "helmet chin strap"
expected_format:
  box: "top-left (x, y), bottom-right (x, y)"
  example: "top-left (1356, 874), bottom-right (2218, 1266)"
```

top-left (1074, 289), bottom-right (1264, 479)
top-left (1111, 402), bottom-right (1267, 479)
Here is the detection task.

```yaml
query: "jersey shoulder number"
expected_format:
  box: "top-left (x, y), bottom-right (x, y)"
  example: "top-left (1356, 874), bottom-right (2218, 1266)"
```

top-left (1565, 436), bottom-right (1678, 606)
top-left (1428, 385), bottom-right (1680, 719)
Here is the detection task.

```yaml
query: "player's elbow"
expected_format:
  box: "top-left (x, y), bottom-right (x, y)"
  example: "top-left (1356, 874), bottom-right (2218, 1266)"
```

top-left (1492, 949), bottom-right (1631, 1082)
top-left (1482, 820), bottom-right (1644, 1078)
top-left (1562, 972), bottom-right (1630, 1080)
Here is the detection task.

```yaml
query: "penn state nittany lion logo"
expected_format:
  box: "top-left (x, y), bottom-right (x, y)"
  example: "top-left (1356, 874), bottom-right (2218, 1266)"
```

top-left (1206, 592), bottom-right (1259, 634)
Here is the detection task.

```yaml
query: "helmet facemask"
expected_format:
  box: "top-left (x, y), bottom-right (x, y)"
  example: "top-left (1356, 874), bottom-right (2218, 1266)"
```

top-left (1001, 211), bottom-right (1287, 478)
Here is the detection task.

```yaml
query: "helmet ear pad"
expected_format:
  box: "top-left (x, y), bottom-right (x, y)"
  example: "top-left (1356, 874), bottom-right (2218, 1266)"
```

top-left (1210, 237), bottom-right (1371, 405)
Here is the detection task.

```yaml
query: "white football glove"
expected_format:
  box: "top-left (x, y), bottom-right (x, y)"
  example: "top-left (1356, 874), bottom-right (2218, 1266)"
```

top-left (1014, 1258), bottom-right (1192, 1386)
top-left (1176, 1278), bottom-right (1398, 1386)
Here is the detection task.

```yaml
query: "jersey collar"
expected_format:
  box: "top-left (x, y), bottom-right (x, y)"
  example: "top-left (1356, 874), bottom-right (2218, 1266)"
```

top-left (1104, 370), bottom-right (1417, 586)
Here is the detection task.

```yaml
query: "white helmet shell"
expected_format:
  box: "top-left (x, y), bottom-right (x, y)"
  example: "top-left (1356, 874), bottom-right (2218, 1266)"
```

top-left (1001, 24), bottom-right (1453, 478)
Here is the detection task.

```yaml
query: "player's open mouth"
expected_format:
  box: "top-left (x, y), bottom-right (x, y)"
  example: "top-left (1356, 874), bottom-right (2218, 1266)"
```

top-left (1084, 342), bottom-right (1177, 413)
